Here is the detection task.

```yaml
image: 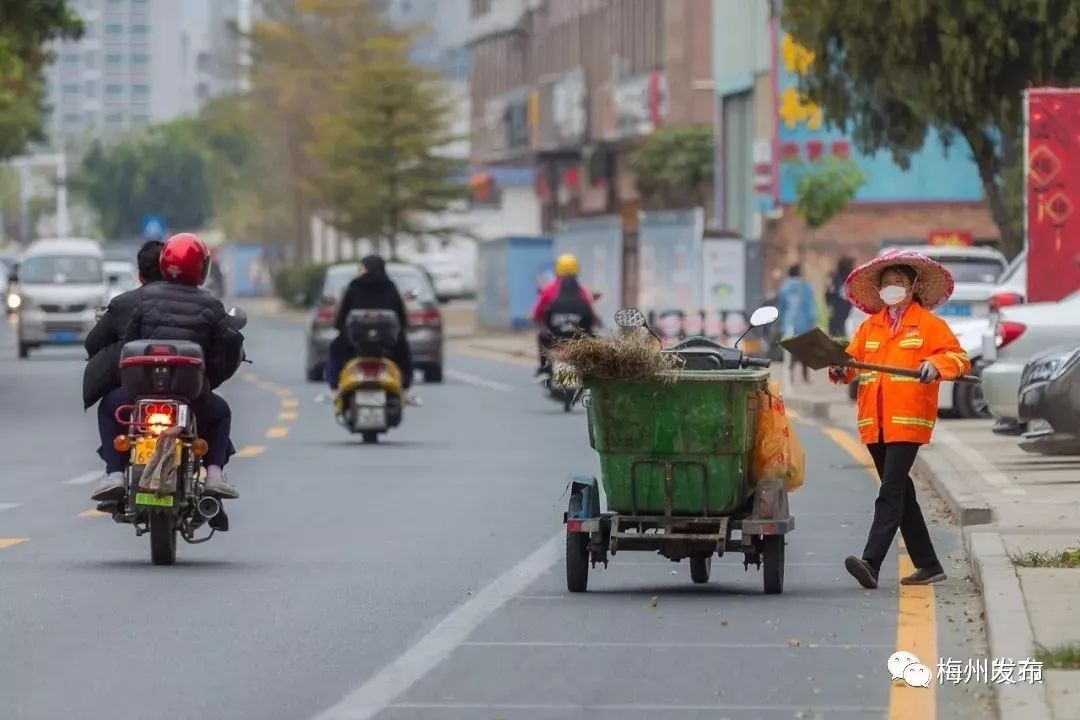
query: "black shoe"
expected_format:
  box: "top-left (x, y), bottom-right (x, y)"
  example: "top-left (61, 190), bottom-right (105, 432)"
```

top-left (845, 556), bottom-right (879, 589)
top-left (901, 566), bottom-right (947, 585)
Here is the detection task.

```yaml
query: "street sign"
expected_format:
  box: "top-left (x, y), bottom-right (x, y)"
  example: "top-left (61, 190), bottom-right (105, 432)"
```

top-left (141, 215), bottom-right (166, 240)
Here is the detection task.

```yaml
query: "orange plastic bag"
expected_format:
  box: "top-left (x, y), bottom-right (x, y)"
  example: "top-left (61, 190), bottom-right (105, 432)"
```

top-left (750, 381), bottom-right (806, 492)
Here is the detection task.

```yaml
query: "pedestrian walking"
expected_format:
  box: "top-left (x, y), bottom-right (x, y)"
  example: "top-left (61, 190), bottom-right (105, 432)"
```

top-left (828, 249), bottom-right (971, 588)
top-left (777, 264), bottom-right (817, 384)
top-left (825, 255), bottom-right (855, 338)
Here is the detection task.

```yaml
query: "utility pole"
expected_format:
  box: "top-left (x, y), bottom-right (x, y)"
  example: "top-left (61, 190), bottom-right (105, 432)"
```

top-left (11, 153), bottom-right (70, 241)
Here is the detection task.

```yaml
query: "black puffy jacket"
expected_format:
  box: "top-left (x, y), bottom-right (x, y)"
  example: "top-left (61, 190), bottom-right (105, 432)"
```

top-left (123, 282), bottom-right (243, 390)
top-left (82, 281), bottom-right (160, 409)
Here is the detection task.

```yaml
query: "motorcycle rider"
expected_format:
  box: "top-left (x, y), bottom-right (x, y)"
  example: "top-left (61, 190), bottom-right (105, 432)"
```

top-left (91, 233), bottom-right (244, 502)
top-left (532, 253), bottom-right (597, 377)
top-left (326, 254), bottom-right (413, 394)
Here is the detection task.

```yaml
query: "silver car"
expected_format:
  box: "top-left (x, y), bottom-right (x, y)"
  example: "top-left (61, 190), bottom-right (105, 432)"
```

top-left (305, 262), bottom-right (445, 384)
top-left (14, 238), bottom-right (109, 359)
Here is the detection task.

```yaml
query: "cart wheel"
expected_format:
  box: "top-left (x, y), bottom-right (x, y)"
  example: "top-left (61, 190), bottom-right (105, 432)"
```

top-left (689, 556), bottom-right (712, 584)
top-left (762, 535), bottom-right (785, 594)
top-left (566, 531), bottom-right (589, 592)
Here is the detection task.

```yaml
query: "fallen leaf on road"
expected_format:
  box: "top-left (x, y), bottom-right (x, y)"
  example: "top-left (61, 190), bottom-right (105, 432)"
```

top-left (721, 620), bottom-right (728, 627)
top-left (788, 638), bottom-right (801, 647)
top-left (649, 596), bottom-right (659, 609)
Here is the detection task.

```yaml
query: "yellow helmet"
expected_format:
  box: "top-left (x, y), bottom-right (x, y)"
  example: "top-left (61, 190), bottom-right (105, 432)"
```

top-left (555, 253), bottom-right (579, 277)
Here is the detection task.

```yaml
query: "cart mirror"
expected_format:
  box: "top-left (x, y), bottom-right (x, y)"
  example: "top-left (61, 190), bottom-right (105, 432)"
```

top-left (613, 308), bottom-right (646, 328)
top-left (749, 306), bottom-right (779, 328)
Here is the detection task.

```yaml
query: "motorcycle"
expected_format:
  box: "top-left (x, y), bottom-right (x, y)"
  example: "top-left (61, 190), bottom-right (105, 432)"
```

top-left (334, 309), bottom-right (405, 443)
top-left (100, 307), bottom-right (247, 566)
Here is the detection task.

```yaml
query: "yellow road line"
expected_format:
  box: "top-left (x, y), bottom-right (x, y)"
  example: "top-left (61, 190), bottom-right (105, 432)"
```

top-left (824, 425), bottom-right (936, 717)
top-left (259, 382), bottom-right (279, 392)
top-left (279, 411), bottom-right (298, 422)
top-left (281, 398), bottom-right (299, 409)
top-left (78, 508), bottom-right (107, 518)
top-left (242, 373), bottom-right (259, 383)
top-left (277, 388), bottom-right (294, 398)
top-left (0, 538), bottom-right (28, 550)
top-left (890, 554), bottom-right (937, 719)
top-left (235, 445), bottom-right (266, 458)
top-left (266, 426), bottom-right (289, 439)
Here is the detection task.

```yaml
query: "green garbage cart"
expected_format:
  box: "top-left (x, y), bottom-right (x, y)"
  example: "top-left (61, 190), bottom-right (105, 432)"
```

top-left (563, 316), bottom-right (795, 595)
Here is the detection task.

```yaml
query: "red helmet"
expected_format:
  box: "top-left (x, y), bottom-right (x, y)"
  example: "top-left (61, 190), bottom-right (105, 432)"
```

top-left (160, 232), bottom-right (210, 286)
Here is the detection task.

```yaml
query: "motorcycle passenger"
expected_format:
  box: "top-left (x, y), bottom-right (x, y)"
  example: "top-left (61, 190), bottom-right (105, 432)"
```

top-left (92, 233), bottom-right (244, 502)
top-left (326, 255), bottom-right (413, 393)
top-left (532, 253), bottom-right (597, 377)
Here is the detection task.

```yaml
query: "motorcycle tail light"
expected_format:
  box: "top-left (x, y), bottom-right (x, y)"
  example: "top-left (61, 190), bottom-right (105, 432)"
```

top-left (141, 402), bottom-right (177, 434)
top-left (359, 359), bottom-right (383, 378)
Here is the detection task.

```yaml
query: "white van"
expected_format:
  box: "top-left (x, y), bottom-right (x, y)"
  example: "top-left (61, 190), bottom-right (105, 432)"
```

top-left (14, 238), bottom-right (108, 358)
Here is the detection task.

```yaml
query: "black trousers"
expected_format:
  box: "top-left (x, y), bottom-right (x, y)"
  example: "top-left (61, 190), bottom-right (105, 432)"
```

top-left (862, 441), bottom-right (941, 572)
top-left (537, 330), bottom-right (555, 372)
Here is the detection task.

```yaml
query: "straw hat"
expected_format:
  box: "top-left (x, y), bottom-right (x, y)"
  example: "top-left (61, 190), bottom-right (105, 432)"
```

top-left (844, 248), bottom-right (955, 314)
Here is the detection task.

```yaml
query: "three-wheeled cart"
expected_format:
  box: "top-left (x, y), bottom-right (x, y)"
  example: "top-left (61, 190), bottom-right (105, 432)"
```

top-left (563, 336), bottom-right (795, 594)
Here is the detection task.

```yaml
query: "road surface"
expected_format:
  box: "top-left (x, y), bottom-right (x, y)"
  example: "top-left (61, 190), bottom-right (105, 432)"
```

top-left (0, 307), bottom-right (994, 719)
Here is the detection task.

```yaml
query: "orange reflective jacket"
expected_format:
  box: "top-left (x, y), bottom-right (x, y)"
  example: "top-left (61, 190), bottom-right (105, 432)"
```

top-left (834, 303), bottom-right (971, 444)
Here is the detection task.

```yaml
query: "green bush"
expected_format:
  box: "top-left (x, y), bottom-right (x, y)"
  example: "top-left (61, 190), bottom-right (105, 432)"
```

top-left (274, 263), bottom-right (330, 308)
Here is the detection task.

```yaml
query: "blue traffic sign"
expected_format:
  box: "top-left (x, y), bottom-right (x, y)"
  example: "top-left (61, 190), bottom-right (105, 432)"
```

top-left (141, 215), bottom-right (166, 239)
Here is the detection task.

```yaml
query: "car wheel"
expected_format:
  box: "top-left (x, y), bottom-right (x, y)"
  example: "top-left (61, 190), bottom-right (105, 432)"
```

top-left (955, 374), bottom-right (991, 419)
top-left (307, 360), bottom-right (325, 383)
top-left (17, 340), bottom-right (29, 359)
top-left (423, 364), bottom-right (443, 384)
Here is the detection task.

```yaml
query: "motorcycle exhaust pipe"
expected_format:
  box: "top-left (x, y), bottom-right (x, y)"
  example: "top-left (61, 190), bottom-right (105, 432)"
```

top-left (197, 495), bottom-right (221, 520)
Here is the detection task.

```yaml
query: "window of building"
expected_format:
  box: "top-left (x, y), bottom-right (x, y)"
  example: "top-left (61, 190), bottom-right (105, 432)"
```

top-left (132, 114), bottom-right (150, 126)
top-left (83, 51), bottom-right (97, 68)
top-left (470, 0), bottom-right (492, 17)
top-left (130, 52), bottom-right (150, 65)
top-left (105, 53), bottom-right (123, 66)
top-left (106, 112), bottom-right (124, 125)
top-left (197, 83), bottom-right (210, 100)
top-left (64, 113), bottom-right (82, 125)
top-left (130, 24), bottom-right (150, 35)
top-left (84, 81), bottom-right (97, 97)
top-left (106, 84), bottom-right (123, 96)
top-left (62, 83), bottom-right (80, 94)
top-left (63, 53), bottom-right (79, 64)
top-left (196, 52), bottom-right (211, 72)
top-left (131, 84), bottom-right (149, 96)
top-left (106, 22), bottom-right (123, 35)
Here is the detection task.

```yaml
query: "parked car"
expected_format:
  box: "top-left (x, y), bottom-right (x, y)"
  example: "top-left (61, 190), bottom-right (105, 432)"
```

top-left (3, 253), bottom-right (20, 316)
top-left (981, 289), bottom-right (1080, 434)
top-left (104, 260), bottom-right (138, 302)
top-left (415, 252), bottom-right (468, 302)
top-left (14, 238), bottom-right (109, 359)
top-left (1016, 343), bottom-right (1080, 455)
top-left (305, 261), bottom-right (445, 384)
top-left (844, 245), bottom-right (1008, 418)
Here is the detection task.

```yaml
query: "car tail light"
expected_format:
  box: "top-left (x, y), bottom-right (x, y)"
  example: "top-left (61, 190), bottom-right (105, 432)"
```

top-left (141, 402), bottom-right (177, 434)
top-left (996, 321), bottom-right (1026, 349)
top-left (315, 305), bottom-right (335, 325)
top-left (410, 307), bottom-right (442, 329)
top-left (989, 292), bottom-right (1023, 312)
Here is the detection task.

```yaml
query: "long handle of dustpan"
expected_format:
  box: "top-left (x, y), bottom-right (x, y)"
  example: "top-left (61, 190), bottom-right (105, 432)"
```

top-left (846, 360), bottom-right (979, 383)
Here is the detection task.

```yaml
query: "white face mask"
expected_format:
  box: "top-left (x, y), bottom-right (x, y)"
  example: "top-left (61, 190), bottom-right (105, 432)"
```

top-left (879, 285), bottom-right (909, 306)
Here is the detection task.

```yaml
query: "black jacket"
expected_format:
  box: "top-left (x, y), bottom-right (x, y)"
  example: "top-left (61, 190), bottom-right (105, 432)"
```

top-left (82, 282), bottom-right (158, 410)
top-left (335, 272), bottom-right (409, 334)
top-left (123, 281), bottom-right (245, 391)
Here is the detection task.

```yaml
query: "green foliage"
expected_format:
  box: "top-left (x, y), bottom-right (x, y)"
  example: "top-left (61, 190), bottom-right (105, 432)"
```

top-left (75, 122), bottom-right (212, 238)
top-left (0, 0), bottom-right (83, 159)
top-left (631, 126), bottom-right (715, 209)
top-left (307, 34), bottom-right (467, 259)
top-left (273, 262), bottom-right (330, 307)
top-left (793, 157), bottom-right (866, 230)
top-left (782, 0), bottom-right (1080, 259)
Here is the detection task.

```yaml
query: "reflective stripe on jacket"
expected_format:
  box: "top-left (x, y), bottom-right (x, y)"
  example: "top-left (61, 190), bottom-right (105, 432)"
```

top-left (835, 303), bottom-right (971, 444)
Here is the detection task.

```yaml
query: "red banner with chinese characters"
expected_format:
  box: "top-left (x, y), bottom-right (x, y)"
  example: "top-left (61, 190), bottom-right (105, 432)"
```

top-left (1026, 89), bottom-right (1080, 303)
top-left (928, 230), bottom-right (974, 247)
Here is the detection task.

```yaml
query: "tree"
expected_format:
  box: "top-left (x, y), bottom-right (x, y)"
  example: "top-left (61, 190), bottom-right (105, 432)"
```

top-left (75, 123), bottom-right (212, 238)
top-left (308, 34), bottom-right (467, 259)
top-left (631, 126), bottom-right (715, 210)
top-left (782, 0), bottom-right (1080, 259)
top-left (0, 0), bottom-right (83, 159)
top-left (793, 156), bottom-right (866, 231)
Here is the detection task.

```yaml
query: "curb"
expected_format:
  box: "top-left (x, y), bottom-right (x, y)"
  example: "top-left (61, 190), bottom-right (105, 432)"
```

top-left (913, 445), bottom-right (994, 527)
top-left (964, 531), bottom-right (1054, 720)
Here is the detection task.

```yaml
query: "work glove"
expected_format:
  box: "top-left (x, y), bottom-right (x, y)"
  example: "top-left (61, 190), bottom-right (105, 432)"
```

top-left (828, 366), bottom-right (848, 384)
top-left (917, 361), bottom-right (940, 384)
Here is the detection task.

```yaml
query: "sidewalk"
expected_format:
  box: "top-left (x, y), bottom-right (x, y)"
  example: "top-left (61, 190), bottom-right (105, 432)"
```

top-left (781, 370), bottom-right (1080, 720)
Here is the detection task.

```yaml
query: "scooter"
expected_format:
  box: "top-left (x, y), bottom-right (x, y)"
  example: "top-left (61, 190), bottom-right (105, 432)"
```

top-left (334, 309), bottom-right (405, 444)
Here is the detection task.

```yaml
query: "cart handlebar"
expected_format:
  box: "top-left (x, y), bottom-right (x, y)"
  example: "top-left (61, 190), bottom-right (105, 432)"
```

top-left (742, 356), bottom-right (772, 369)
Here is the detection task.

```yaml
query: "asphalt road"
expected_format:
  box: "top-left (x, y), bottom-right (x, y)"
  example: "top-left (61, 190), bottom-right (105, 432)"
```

top-left (0, 307), bottom-right (994, 720)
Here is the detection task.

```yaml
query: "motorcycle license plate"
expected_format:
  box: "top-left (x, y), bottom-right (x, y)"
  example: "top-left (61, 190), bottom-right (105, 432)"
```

top-left (354, 389), bottom-right (387, 407)
top-left (132, 437), bottom-right (182, 466)
top-left (355, 407), bottom-right (387, 429)
top-left (134, 492), bottom-right (174, 508)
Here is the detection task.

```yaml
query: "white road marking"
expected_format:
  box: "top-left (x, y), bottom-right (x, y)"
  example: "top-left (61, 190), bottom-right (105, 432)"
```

top-left (445, 368), bottom-right (513, 392)
top-left (311, 532), bottom-right (562, 720)
top-left (62, 471), bottom-right (103, 485)
top-left (391, 703), bottom-right (887, 713)
top-left (0, 503), bottom-right (20, 513)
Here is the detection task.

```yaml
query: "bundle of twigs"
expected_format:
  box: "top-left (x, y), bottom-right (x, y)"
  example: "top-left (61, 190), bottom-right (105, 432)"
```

top-left (553, 330), bottom-right (684, 383)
